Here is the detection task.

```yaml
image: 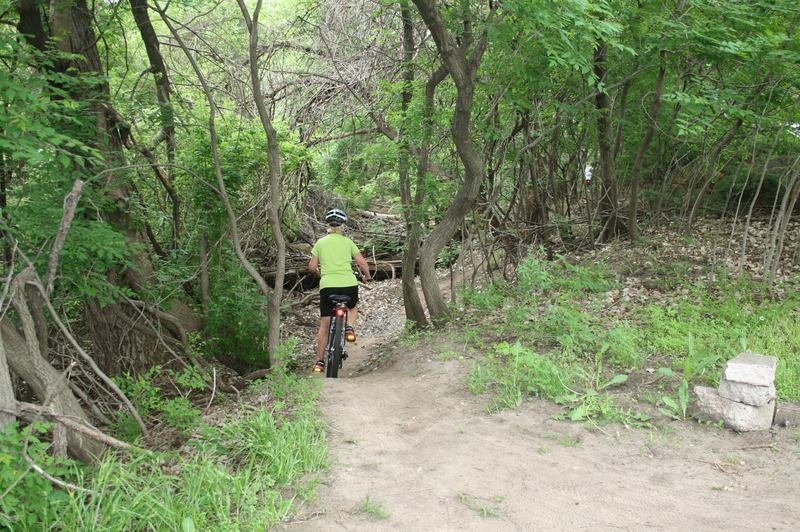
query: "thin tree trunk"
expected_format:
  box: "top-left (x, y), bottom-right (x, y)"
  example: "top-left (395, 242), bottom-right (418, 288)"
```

top-left (129, 0), bottom-right (179, 247)
top-left (628, 51), bottom-right (667, 239)
top-left (411, 0), bottom-right (493, 325)
top-left (0, 327), bottom-right (14, 430)
top-left (199, 232), bottom-right (210, 311)
top-left (593, 42), bottom-right (625, 241)
top-left (737, 126), bottom-right (781, 272)
top-left (398, 3), bottom-right (428, 327)
top-left (688, 118), bottom-right (744, 227)
top-left (237, 0), bottom-right (286, 361)
top-left (765, 154), bottom-right (800, 285)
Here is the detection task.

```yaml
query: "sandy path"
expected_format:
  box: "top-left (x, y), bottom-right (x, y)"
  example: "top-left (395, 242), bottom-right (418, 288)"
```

top-left (284, 334), bottom-right (800, 531)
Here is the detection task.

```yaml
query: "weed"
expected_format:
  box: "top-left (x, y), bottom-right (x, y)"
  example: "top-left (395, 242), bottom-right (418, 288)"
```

top-left (357, 496), bottom-right (390, 520)
top-left (457, 493), bottom-right (503, 518)
top-left (461, 284), bottom-right (505, 310)
top-left (162, 397), bottom-right (202, 432)
top-left (0, 423), bottom-right (79, 529)
top-left (435, 350), bottom-right (462, 361)
top-left (45, 371), bottom-right (327, 530)
top-left (544, 432), bottom-right (580, 447)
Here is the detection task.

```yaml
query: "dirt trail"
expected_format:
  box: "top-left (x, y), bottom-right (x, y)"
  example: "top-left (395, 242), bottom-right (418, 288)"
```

top-left (283, 281), bottom-right (800, 531)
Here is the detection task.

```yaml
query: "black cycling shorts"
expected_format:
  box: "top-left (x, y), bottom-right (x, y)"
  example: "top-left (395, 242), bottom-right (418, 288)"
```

top-left (319, 286), bottom-right (359, 317)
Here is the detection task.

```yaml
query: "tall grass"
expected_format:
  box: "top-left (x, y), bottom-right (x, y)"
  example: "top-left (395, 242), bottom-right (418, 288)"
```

top-left (29, 373), bottom-right (327, 531)
top-left (460, 252), bottom-right (800, 417)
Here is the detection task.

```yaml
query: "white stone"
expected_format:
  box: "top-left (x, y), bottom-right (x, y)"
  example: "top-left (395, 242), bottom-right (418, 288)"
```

top-left (718, 377), bottom-right (775, 406)
top-left (723, 352), bottom-right (777, 387)
top-left (694, 386), bottom-right (775, 432)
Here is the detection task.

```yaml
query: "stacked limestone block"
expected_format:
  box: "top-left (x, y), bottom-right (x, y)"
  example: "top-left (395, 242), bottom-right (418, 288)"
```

top-left (694, 352), bottom-right (777, 432)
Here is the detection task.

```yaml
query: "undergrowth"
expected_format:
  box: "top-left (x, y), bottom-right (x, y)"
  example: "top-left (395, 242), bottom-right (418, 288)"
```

top-left (457, 250), bottom-right (800, 423)
top-left (1, 372), bottom-right (326, 530)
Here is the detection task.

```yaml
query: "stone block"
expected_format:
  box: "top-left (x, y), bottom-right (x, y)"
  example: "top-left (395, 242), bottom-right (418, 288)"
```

top-left (723, 352), bottom-right (777, 387)
top-left (694, 386), bottom-right (775, 432)
top-left (718, 377), bottom-right (775, 406)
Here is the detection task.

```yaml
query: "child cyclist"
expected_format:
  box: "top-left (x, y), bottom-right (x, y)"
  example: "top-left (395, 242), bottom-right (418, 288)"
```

top-left (308, 208), bottom-right (372, 373)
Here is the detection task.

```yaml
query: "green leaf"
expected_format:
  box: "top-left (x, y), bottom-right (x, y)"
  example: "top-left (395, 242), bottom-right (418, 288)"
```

top-left (182, 517), bottom-right (197, 532)
top-left (600, 374), bottom-right (628, 390)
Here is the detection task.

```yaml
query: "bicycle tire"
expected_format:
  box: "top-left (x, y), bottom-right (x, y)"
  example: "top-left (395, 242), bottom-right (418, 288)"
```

top-left (326, 315), bottom-right (345, 378)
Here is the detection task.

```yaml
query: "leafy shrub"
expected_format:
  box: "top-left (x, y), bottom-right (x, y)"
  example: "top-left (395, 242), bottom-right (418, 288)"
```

top-left (205, 252), bottom-right (269, 367)
top-left (515, 252), bottom-right (617, 296)
top-left (0, 423), bottom-right (77, 530)
top-left (460, 284), bottom-right (505, 310)
top-left (114, 366), bottom-right (164, 418)
top-left (162, 398), bottom-right (202, 432)
top-left (113, 365), bottom-right (208, 438)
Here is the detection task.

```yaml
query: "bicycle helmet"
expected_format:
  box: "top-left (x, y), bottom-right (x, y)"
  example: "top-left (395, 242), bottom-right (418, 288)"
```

top-left (324, 208), bottom-right (348, 226)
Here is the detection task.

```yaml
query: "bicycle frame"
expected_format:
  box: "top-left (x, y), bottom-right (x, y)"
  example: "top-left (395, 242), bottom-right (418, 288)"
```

top-left (325, 302), bottom-right (349, 378)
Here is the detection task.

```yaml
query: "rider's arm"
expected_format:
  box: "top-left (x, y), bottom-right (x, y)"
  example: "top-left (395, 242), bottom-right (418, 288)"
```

top-left (354, 253), bottom-right (372, 281)
top-left (309, 255), bottom-right (320, 276)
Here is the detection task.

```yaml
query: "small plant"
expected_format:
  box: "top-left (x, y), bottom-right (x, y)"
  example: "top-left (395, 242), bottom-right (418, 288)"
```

top-left (168, 366), bottom-right (207, 392)
top-left (0, 423), bottom-right (78, 529)
top-left (162, 397), bottom-right (202, 432)
top-left (659, 333), bottom-right (720, 420)
top-left (660, 375), bottom-right (690, 420)
top-left (435, 349), bottom-right (462, 361)
top-left (457, 493), bottom-right (504, 517)
top-left (544, 431), bottom-right (580, 447)
top-left (357, 496), bottom-right (390, 520)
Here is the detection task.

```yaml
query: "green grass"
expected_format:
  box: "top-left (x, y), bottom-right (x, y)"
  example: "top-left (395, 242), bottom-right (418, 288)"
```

top-left (457, 251), bottom-right (800, 424)
top-left (639, 277), bottom-right (800, 400)
top-left (356, 496), bottom-right (390, 520)
top-left (26, 372), bottom-right (327, 531)
top-left (544, 432), bottom-right (580, 447)
top-left (457, 493), bottom-right (504, 518)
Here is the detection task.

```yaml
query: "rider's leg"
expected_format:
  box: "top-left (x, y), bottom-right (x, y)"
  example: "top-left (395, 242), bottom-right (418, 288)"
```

top-left (316, 316), bottom-right (331, 362)
top-left (346, 306), bottom-right (358, 327)
top-left (345, 306), bottom-right (358, 342)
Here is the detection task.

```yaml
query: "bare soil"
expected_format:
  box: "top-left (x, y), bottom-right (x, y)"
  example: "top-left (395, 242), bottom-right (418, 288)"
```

top-left (282, 221), bottom-right (800, 530)
top-left (283, 329), bottom-right (800, 531)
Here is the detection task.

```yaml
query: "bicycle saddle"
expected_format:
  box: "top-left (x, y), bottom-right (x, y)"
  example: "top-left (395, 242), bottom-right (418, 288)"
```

top-left (329, 294), bottom-right (352, 304)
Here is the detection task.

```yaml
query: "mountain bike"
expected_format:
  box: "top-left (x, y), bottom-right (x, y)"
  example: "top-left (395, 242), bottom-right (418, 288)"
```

top-left (325, 294), bottom-right (351, 378)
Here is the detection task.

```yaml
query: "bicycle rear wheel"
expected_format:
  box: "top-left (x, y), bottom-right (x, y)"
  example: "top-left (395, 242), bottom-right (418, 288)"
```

top-left (326, 316), bottom-right (344, 378)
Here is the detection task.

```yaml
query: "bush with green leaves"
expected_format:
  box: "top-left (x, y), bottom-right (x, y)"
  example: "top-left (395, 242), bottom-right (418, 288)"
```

top-left (0, 423), bottom-right (79, 530)
top-left (204, 252), bottom-right (270, 367)
top-left (112, 365), bottom-right (208, 438)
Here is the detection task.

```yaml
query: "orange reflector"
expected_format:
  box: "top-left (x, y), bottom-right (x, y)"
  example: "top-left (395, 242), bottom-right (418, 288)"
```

top-left (335, 308), bottom-right (345, 317)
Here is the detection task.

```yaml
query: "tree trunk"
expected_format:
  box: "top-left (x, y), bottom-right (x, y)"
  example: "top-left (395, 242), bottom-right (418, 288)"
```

top-left (398, 3), bottom-right (428, 327)
top-left (628, 51), bottom-right (667, 239)
top-left (16, 0), bottom-right (185, 374)
top-left (3, 269), bottom-right (104, 462)
top-left (411, 0), bottom-right (492, 325)
top-left (593, 43), bottom-right (625, 241)
top-left (0, 327), bottom-right (14, 430)
top-left (129, 0), bottom-right (179, 247)
top-left (238, 0), bottom-right (286, 362)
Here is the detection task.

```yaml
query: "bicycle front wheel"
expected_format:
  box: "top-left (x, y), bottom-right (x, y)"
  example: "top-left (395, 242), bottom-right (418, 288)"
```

top-left (326, 316), bottom-right (344, 378)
